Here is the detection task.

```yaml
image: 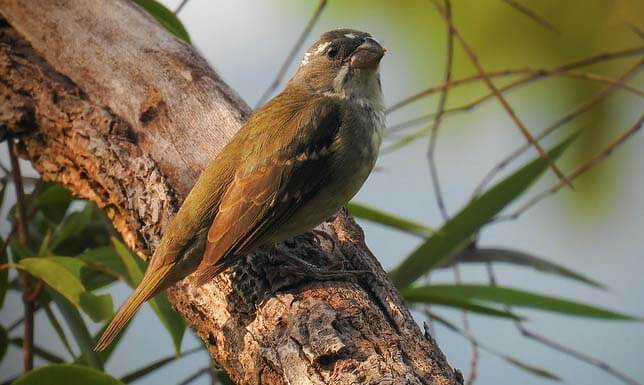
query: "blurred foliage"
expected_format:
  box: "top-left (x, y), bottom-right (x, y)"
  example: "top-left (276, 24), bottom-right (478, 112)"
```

top-left (328, 0), bottom-right (643, 213)
top-left (1, 1), bottom-right (642, 385)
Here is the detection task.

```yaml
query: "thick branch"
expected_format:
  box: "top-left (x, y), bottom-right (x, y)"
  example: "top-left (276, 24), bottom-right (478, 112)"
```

top-left (0, 1), bottom-right (460, 384)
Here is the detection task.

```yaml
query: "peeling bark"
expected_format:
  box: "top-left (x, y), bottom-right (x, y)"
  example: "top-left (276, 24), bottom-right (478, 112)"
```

top-left (0, 1), bottom-right (461, 384)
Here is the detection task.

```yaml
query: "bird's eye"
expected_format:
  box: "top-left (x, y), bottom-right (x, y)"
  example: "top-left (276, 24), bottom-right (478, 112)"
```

top-left (327, 46), bottom-right (338, 59)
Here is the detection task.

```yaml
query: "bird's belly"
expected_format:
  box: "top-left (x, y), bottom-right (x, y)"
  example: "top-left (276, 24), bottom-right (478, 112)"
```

top-left (273, 134), bottom-right (380, 241)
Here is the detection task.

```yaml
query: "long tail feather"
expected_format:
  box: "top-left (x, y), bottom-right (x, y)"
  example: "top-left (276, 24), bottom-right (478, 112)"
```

top-left (94, 264), bottom-right (173, 351)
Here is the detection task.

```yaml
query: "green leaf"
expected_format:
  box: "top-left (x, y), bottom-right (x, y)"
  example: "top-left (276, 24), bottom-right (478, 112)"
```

top-left (0, 238), bottom-right (8, 307)
top-left (9, 338), bottom-right (65, 364)
top-left (112, 238), bottom-right (185, 355)
top-left (214, 371), bottom-right (235, 385)
top-left (90, 314), bottom-right (132, 365)
top-left (42, 301), bottom-right (76, 358)
top-left (50, 203), bottom-right (94, 250)
top-left (0, 175), bottom-right (8, 212)
top-left (9, 240), bottom-right (35, 262)
top-left (134, 0), bottom-right (191, 43)
top-left (403, 284), bottom-right (638, 320)
top-left (50, 290), bottom-right (103, 370)
top-left (0, 324), bottom-right (7, 363)
top-left (17, 257), bottom-right (113, 322)
top-left (448, 247), bottom-right (605, 289)
top-left (80, 247), bottom-right (129, 281)
top-left (501, 355), bottom-right (562, 381)
top-left (35, 183), bottom-right (73, 222)
top-left (120, 346), bottom-right (202, 383)
top-left (409, 294), bottom-right (524, 320)
top-left (347, 202), bottom-right (435, 237)
top-left (389, 133), bottom-right (578, 289)
top-left (11, 364), bottom-right (125, 385)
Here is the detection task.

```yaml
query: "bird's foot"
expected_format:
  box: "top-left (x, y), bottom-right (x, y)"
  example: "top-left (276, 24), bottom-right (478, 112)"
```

top-left (278, 253), bottom-right (371, 281)
top-left (300, 229), bottom-right (337, 252)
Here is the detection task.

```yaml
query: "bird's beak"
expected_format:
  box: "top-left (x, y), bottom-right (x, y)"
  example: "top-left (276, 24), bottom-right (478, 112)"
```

top-left (349, 38), bottom-right (385, 69)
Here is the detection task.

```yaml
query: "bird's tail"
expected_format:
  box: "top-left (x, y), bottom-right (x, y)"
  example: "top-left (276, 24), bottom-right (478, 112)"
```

top-left (94, 264), bottom-right (173, 351)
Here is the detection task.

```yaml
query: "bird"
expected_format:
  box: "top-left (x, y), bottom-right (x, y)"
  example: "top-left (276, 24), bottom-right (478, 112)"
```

top-left (95, 29), bottom-right (386, 351)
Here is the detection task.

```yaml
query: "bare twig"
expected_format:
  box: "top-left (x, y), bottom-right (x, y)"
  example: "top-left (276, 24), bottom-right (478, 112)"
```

top-left (427, 2), bottom-right (475, 378)
top-left (501, 0), bottom-right (559, 32)
top-left (431, 0), bottom-right (570, 186)
top-left (386, 46), bottom-right (644, 127)
top-left (472, 61), bottom-right (643, 198)
top-left (427, 0), bottom-right (455, 221)
top-left (453, 265), bottom-right (479, 385)
top-left (254, 0), bottom-right (327, 108)
top-left (8, 140), bottom-right (34, 373)
top-left (484, 262), bottom-right (641, 385)
top-left (174, 0), bottom-right (190, 15)
top-left (495, 114), bottom-right (644, 222)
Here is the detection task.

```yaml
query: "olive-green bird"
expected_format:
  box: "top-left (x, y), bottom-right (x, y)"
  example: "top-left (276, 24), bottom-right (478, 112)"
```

top-left (95, 29), bottom-right (386, 351)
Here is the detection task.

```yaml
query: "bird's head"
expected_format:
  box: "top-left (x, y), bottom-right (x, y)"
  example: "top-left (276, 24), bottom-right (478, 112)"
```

top-left (289, 29), bottom-right (385, 106)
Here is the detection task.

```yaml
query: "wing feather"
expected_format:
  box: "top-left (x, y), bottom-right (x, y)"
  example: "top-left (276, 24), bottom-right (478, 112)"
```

top-left (193, 94), bottom-right (341, 285)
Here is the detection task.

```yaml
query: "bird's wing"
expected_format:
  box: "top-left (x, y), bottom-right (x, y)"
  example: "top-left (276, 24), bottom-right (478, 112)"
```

top-left (192, 95), bottom-right (341, 285)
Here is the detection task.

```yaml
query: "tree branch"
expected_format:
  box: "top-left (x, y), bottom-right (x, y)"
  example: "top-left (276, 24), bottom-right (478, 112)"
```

top-left (0, 1), bottom-right (460, 384)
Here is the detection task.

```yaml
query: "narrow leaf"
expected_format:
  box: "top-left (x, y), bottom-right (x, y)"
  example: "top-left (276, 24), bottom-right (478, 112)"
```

top-left (0, 238), bottom-right (8, 307)
top-left (17, 257), bottom-right (113, 322)
top-left (502, 355), bottom-right (562, 380)
top-left (50, 290), bottom-right (103, 370)
top-left (120, 346), bottom-right (202, 383)
top-left (112, 238), bottom-right (185, 355)
top-left (9, 338), bottom-right (65, 364)
top-left (34, 183), bottom-right (73, 222)
top-left (11, 364), bottom-right (125, 385)
top-left (389, 133), bottom-right (578, 288)
top-left (80, 247), bottom-right (129, 281)
top-left (348, 202), bottom-right (435, 237)
top-left (134, 0), bottom-right (191, 43)
top-left (51, 203), bottom-right (94, 250)
top-left (449, 247), bottom-right (605, 288)
top-left (42, 301), bottom-right (76, 358)
top-left (0, 325), bottom-right (7, 362)
top-left (409, 294), bottom-right (524, 320)
top-left (404, 284), bottom-right (638, 320)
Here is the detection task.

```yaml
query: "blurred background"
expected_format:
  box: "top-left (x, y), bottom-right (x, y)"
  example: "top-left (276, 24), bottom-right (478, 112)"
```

top-left (1, 0), bottom-right (643, 384)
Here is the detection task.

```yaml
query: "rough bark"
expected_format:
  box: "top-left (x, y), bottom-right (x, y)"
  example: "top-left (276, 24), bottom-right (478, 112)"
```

top-left (0, 1), bottom-right (461, 384)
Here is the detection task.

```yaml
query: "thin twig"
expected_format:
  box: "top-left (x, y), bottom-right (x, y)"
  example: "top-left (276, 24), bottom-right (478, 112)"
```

top-left (495, 114), bottom-right (644, 222)
top-left (430, 0), bottom-right (570, 187)
top-left (385, 66), bottom-right (643, 133)
top-left (501, 0), bottom-right (559, 33)
top-left (254, 0), bottom-right (327, 109)
top-left (174, 0), bottom-right (190, 15)
top-left (453, 265), bottom-right (479, 385)
top-left (386, 46), bottom-right (644, 126)
top-left (485, 262), bottom-right (641, 385)
top-left (472, 61), bottom-right (643, 198)
top-left (8, 140), bottom-right (34, 373)
top-left (427, 0), bottom-right (454, 221)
